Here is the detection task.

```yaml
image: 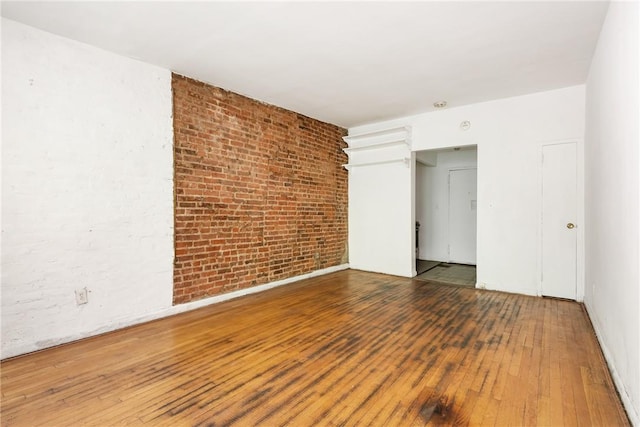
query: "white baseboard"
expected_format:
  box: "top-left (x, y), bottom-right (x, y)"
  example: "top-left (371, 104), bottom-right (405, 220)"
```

top-left (3, 264), bottom-right (350, 359)
top-left (584, 300), bottom-right (639, 426)
top-left (168, 263), bottom-right (350, 316)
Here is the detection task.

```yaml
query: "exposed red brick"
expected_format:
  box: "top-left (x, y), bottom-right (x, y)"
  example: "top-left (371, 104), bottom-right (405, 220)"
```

top-left (172, 74), bottom-right (348, 304)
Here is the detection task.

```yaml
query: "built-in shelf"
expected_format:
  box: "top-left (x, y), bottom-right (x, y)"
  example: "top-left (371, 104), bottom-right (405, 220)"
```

top-left (343, 126), bottom-right (411, 145)
top-left (342, 126), bottom-right (413, 171)
top-left (343, 157), bottom-right (411, 171)
top-left (342, 139), bottom-right (410, 154)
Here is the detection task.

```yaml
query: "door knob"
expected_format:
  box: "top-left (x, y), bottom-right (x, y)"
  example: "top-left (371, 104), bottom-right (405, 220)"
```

top-left (566, 223), bottom-right (575, 229)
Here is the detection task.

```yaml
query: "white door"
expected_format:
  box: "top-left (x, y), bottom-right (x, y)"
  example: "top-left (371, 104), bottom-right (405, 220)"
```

top-left (541, 142), bottom-right (577, 299)
top-left (449, 168), bottom-right (477, 264)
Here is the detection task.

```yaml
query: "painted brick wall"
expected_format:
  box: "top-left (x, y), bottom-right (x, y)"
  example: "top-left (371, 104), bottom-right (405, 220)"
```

top-left (172, 74), bottom-right (348, 304)
top-left (2, 19), bottom-right (174, 358)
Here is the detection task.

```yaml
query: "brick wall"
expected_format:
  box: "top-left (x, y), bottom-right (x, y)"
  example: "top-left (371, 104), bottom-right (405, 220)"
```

top-left (172, 74), bottom-right (348, 304)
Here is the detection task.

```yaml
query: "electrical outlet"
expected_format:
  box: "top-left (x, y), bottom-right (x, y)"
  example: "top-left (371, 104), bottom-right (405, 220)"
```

top-left (75, 288), bottom-right (88, 305)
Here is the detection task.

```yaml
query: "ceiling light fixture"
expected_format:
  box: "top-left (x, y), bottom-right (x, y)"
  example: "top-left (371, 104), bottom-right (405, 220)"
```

top-left (433, 100), bottom-right (447, 109)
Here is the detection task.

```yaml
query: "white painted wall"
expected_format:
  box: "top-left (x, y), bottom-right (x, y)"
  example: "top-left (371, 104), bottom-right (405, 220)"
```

top-left (349, 85), bottom-right (585, 297)
top-left (345, 129), bottom-right (414, 277)
top-left (416, 163), bottom-right (430, 259)
top-left (1, 19), bottom-right (175, 358)
top-left (416, 149), bottom-right (477, 262)
top-left (584, 2), bottom-right (640, 424)
top-left (348, 162), bottom-right (414, 277)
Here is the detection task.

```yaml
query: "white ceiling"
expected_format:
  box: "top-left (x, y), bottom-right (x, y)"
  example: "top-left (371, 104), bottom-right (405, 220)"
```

top-left (1, 1), bottom-right (609, 128)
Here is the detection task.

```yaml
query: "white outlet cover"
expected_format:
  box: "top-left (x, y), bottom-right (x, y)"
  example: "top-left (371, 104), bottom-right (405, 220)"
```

top-left (75, 288), bottom-right (88, 305)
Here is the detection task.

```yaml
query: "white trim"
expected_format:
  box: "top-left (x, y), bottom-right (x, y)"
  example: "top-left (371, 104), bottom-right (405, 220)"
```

top-left (171, 263), bottom-right (350, 314)
top-left (479, 283), bottom-right (538, 297)
top-left (584, 300), bottom-right (639, 426)
top-left (2, 264), bottom-right (350, 360)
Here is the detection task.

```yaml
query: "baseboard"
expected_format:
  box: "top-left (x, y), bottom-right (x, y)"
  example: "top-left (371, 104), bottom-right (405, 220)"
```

top-left (584, 300), bottom-right (639, 426)
top-left (477, 282), bottom-right (538, 297)
top-left (2, 264), bottom-right (350, 360)
top-left (168, 263), bottom-right (350, 316)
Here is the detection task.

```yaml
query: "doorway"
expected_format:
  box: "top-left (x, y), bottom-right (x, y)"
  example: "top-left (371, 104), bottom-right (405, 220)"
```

top-left (415, 147), bottom-right (478, 286)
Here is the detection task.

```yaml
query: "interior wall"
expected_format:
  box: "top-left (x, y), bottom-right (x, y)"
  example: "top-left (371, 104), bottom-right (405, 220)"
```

top-left (584, 1), bottom-right (640, 423)
top-left (172, 75), bottom-right (348, 304)
top-left (1, 19), bottom-right (174, 358)
top-left (416, 149), bottom-right (477, 262)
top-left (346, 130), bottom-right (414, 277)
top-left (348, 85), bottom-right (585, 297)
top-left (348, 161), bottom-right (413, 277)
top-left (415, 163), bottom-right (430, 260)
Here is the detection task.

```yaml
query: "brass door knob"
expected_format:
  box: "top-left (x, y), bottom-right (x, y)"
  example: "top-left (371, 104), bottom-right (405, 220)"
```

top-left (567, 223), bottom-right (575, 229)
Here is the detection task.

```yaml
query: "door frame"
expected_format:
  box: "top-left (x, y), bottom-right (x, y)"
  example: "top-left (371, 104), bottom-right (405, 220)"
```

top-left (538, 139), bottom-right (585, 301)
top-left (413, 146), bottom-right (479, 280)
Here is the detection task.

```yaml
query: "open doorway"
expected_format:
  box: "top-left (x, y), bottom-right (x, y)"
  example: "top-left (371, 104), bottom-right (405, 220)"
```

top-left (414, 146), bottom-right (477, 287)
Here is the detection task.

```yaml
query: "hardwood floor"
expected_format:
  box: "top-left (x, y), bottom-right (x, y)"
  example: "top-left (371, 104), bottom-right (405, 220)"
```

top-left (1, 270), bottom-right (629, 426)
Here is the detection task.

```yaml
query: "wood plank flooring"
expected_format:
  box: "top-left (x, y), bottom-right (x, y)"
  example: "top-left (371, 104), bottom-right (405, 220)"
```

top-left (1, 270), bottom-right (629, 426)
